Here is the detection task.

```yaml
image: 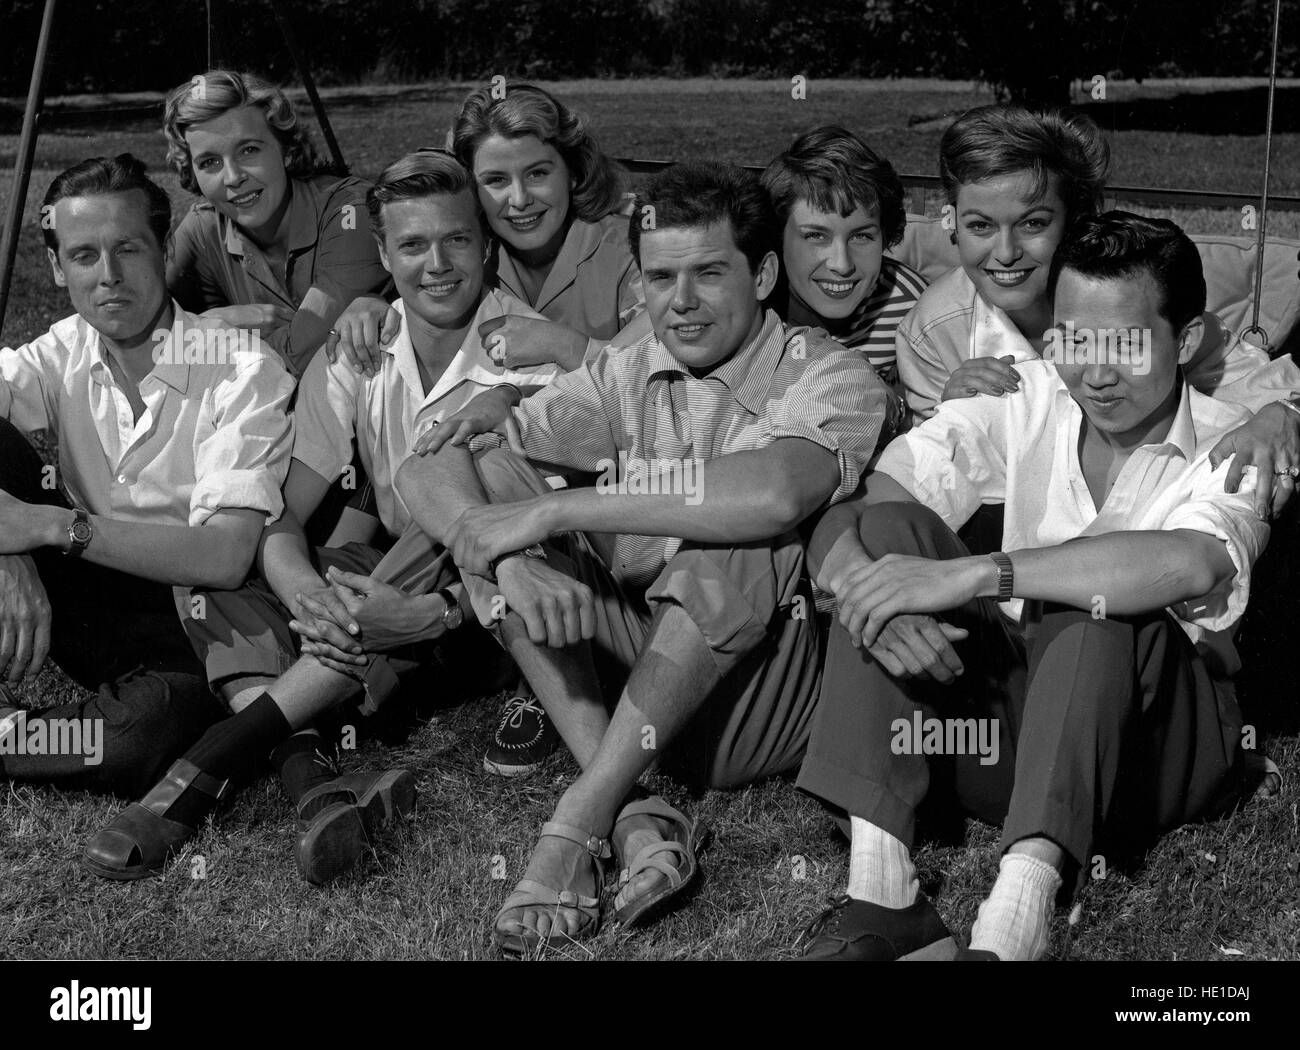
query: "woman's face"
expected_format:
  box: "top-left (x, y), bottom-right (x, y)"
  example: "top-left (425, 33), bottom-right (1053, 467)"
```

top-left (954, 170), bottom-right (1068, 320)
top-left (471, 133), bottom-right (572, 256)
top-left (782, 199), bottom-right (884, 320)
top-left (185, 105), bottom-right (291, 244)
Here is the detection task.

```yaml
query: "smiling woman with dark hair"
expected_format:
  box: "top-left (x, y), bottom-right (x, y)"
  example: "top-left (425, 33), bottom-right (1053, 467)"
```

top-left (164, 69), bottom-right (391, 378)
top-left (762, 126), bottom-right (926, 436)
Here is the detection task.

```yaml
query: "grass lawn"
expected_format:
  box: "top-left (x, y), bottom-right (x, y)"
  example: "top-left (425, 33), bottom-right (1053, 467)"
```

top-left (1, 78), bottom-right (1298, 962)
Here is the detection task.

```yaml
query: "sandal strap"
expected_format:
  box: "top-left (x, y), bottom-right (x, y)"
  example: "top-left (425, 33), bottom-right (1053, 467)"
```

top-left (504, 878), bottom-right (600, 911)
top-left (140, 759), bottom-right (230, 817)
top-left (613, 795), bottom-right (690, 834)
top-left (539, 820), bottom-right (610, 861)
top-left (622, 840), bottom-right (688, 888)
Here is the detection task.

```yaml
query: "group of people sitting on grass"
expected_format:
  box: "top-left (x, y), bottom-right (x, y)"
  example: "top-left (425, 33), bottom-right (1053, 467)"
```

top-left (0, 71), bottom-right (1295, 960)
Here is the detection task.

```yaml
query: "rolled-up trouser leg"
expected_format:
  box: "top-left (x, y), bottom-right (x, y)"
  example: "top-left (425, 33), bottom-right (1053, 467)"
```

top-left (179, 540), bottom-right (456, 714)
top-left (0, 667), bottom-right (221, 797)
top-left (796, 501), bottom-right (1025, 846)
top-left (1001, 604), bottom-right (1242, 873)
top-left (651, 532), bottom-right (823, 789)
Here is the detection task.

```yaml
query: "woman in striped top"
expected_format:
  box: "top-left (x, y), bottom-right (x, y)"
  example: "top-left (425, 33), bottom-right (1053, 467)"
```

top-left (761, 126), bottom-right (926, 435)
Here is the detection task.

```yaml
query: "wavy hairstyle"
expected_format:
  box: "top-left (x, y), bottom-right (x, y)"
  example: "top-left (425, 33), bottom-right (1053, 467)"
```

top-left (939, 105), bottom-right (1110, 225)
top-left (762, 125), bottom-right (907, 248)
top-left (367, 148), bottom-right (482, 241)
top-left (451, 83), bottom-right (624, 222)
top-left (163, 69), bottom-right (325, 195)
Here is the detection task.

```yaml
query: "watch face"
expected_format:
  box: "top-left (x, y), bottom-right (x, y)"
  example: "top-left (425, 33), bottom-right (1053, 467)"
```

top-left (70, 520), bottom-right (93, 543)
top-left (443, 599), bottom-right (464, 630)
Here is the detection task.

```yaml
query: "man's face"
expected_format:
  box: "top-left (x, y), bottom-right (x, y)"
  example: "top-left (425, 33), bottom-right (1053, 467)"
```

top-left (47, 190), bottom-right (168, 350)
top-left (185, 105), bottom-right (291, 243)
top-left (471, 133), bottom-right (571, 255)
top-left (378, 188), bottom-right (486, 331)
top-left (639, 220), bottom-right (777, 371)
top-left (956, 171), bottom-right (1068, 319)
top-left (1053, 267), bottom-right (1197, 444)
top-left (782, 199), bottom-right (884, 321)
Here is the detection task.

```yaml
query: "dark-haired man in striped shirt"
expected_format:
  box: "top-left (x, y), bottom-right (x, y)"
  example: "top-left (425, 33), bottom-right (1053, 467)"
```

top-left (397, 160), bottom-right (890, 953)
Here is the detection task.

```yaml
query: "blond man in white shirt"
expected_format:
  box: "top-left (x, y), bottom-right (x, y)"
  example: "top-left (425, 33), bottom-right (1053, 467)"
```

top-left (798, 212), bottom-right (1272, 961)
top-left (0, 153), bottom-right (293, 800)
top-left (84, 150), bottom-right (557, 885)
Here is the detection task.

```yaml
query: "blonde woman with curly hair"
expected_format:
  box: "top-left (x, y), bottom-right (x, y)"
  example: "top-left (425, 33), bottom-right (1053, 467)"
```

top-left (164, 69), bottom-right (390, 377)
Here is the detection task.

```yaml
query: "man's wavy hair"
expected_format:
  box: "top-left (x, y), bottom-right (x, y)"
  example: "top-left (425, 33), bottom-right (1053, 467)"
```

top-left (939, 104), bottom-right (1110, 226)
top-left (42, 153), bottom-right (172, 254)
top-left (1047, 211), bottom-right (1205, 333)
top-left (628, 161), bottom-right (780, 275)
top-left (761, 125), bottom-right (907, 248)
top-left (163, 69), bottom-right (326, 195)
top-left (367, 148), bottom-right (482, 242)
top-left (451, 83), bottom-right (624, 222)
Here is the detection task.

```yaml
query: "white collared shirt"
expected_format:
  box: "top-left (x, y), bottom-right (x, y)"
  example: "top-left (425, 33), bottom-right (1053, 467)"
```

top-left (897, 265), bottom-right (1300, 423)
top-left (0, 304), bottom-right (295, 526)
top-left (292, 290), bottom-right (557, 537)
top-left (876, 360), bottom-right (1271, 671)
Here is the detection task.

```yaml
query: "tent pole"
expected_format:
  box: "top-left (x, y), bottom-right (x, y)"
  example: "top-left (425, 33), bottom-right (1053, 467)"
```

top-left (1246, 0), bottom-right (1283, 351)
top-left (0, 0), bottom-right (58, 339)
top-left (267, 0), bottom-right (347, 173)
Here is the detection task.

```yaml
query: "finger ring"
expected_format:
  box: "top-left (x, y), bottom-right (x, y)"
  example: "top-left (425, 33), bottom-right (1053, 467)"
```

top-left (329, 329), bottom-right (338, 336)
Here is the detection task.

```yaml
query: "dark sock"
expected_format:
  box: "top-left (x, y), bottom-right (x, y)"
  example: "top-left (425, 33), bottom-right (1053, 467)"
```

top-left (272, 730), bottom-right (337, 816)
top-left (161, 693), bottom-right (291, 826)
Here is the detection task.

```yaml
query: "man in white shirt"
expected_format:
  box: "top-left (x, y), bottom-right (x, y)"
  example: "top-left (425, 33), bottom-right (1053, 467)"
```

top-left (84, 150), bottom-right (557, 884)
top-left (0, 153), bottom-right (294, 799)
top-left (797, 212), bottom-right (1271, 961)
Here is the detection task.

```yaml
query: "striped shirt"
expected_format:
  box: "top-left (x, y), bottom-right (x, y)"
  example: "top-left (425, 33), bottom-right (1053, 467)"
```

top-left (508, 308), bottom-right (889, 590)
top-left (782, 256), bottom-right (927, 385)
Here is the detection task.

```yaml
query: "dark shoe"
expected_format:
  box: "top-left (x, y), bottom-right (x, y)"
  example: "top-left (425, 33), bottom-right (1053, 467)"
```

top-left (953, 947), bottom-right (1000, 960)
top-left (83, 759), bottom-right (230, 881)
top-left (482, 692), bottom-right (557, 777)
top-left (294, 768), bottom-right (416, 885)
top-left (799, 894), bottom-right (957, 961)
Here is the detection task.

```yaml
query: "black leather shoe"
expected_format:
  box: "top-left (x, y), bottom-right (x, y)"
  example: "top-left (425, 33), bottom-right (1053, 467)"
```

top-left (953, 947), bottom-right (1000, 960)
top-left (295, 768), bottom-right (416, 885)
top-left (799, 894), bottom-right (957, 960)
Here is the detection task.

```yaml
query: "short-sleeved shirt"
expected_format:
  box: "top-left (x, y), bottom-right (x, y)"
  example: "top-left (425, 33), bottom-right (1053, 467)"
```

top-left (168, 173), bottom-right (391, 378)
top-left (293, 290), bottom-right (556, 538)
top-left (0, 304), bottom-right (295, 527)
top-left (489, 209), bottom-right (644, 355)
top-left (896, 265), bottom-right (1300, 423)
top-left (507, 308), bottom-right (888, 591)
top-left (875, 359), bottom-right (1270, 672)
top-left (781, 256), bottom-right (927, 383)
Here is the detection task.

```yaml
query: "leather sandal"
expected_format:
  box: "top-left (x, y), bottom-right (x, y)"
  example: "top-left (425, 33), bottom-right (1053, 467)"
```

top-left (492, 821), bottom-right (610, 955)
top-left (611, 796), bottom-right (704, 927)
top-left (82, 759), bottom-right (230, 881)
top-left (295, 768), bottom-right (417, 886)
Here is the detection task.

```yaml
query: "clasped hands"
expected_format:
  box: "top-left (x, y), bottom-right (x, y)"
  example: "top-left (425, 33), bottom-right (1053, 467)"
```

top-left (819, 543), bottom-right (992, 685)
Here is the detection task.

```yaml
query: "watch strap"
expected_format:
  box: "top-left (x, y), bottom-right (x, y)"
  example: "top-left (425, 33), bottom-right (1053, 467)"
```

top-left (65, 508), bottom-right (92, 558)
top-left (989, 551), bottom-right (1014, 601)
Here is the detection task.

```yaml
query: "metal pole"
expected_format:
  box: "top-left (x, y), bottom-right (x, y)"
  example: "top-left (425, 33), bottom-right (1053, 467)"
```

top-left (1245, 0), bottom-right (1283, 351)
top-left (0, 0), bottom-right (58, 340)
top-left (267, 0), bottom-right (347, 174)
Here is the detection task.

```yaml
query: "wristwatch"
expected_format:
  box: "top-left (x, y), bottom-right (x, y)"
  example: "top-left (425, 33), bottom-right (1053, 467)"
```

top-left (65, 508), bottom-right (93, 558)
top-left (435, 588), bottom-right (464, 631)
top-left (989, 551), bottom-right (1014, 601)
top-left (489, 543), bottom-right (546, 579)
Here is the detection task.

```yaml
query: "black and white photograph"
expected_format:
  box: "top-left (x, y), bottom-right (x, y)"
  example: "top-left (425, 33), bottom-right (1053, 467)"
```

top-left (0, 0), bottom-right (1295, 1030)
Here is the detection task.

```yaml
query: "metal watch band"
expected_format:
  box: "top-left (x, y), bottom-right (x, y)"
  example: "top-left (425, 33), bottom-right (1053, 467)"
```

top-left (489, 543), bottom-right (546, 579)
top-left (989, 551), bottom-right (1014, 601)
top-left (435, 588), bottom-right (462, 629)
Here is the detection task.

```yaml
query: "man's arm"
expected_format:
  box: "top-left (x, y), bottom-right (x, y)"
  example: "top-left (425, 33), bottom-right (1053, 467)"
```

top-left (394, 442), bottom-right (494, 546)
top-left (432, 437), bottom-right (841, 577)
top-left (806, 470), bottom-right (919, 586)
top-left (6, 498), bottom-right (265, 589)
top-left (837, 528), bottom-right (1236, 648)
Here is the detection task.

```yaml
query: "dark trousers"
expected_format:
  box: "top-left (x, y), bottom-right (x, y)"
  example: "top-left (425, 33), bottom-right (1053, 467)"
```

top-left (796, 501), bottom-right (1244, 883)
top-left (0, 418), bottom-right (220, 796)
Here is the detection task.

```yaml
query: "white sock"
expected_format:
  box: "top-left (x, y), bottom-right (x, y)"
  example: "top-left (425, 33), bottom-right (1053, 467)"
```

top-left (846, 816), bottom-right (918, 909)
top-left (969, 852), bottom-right (1062, 960)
